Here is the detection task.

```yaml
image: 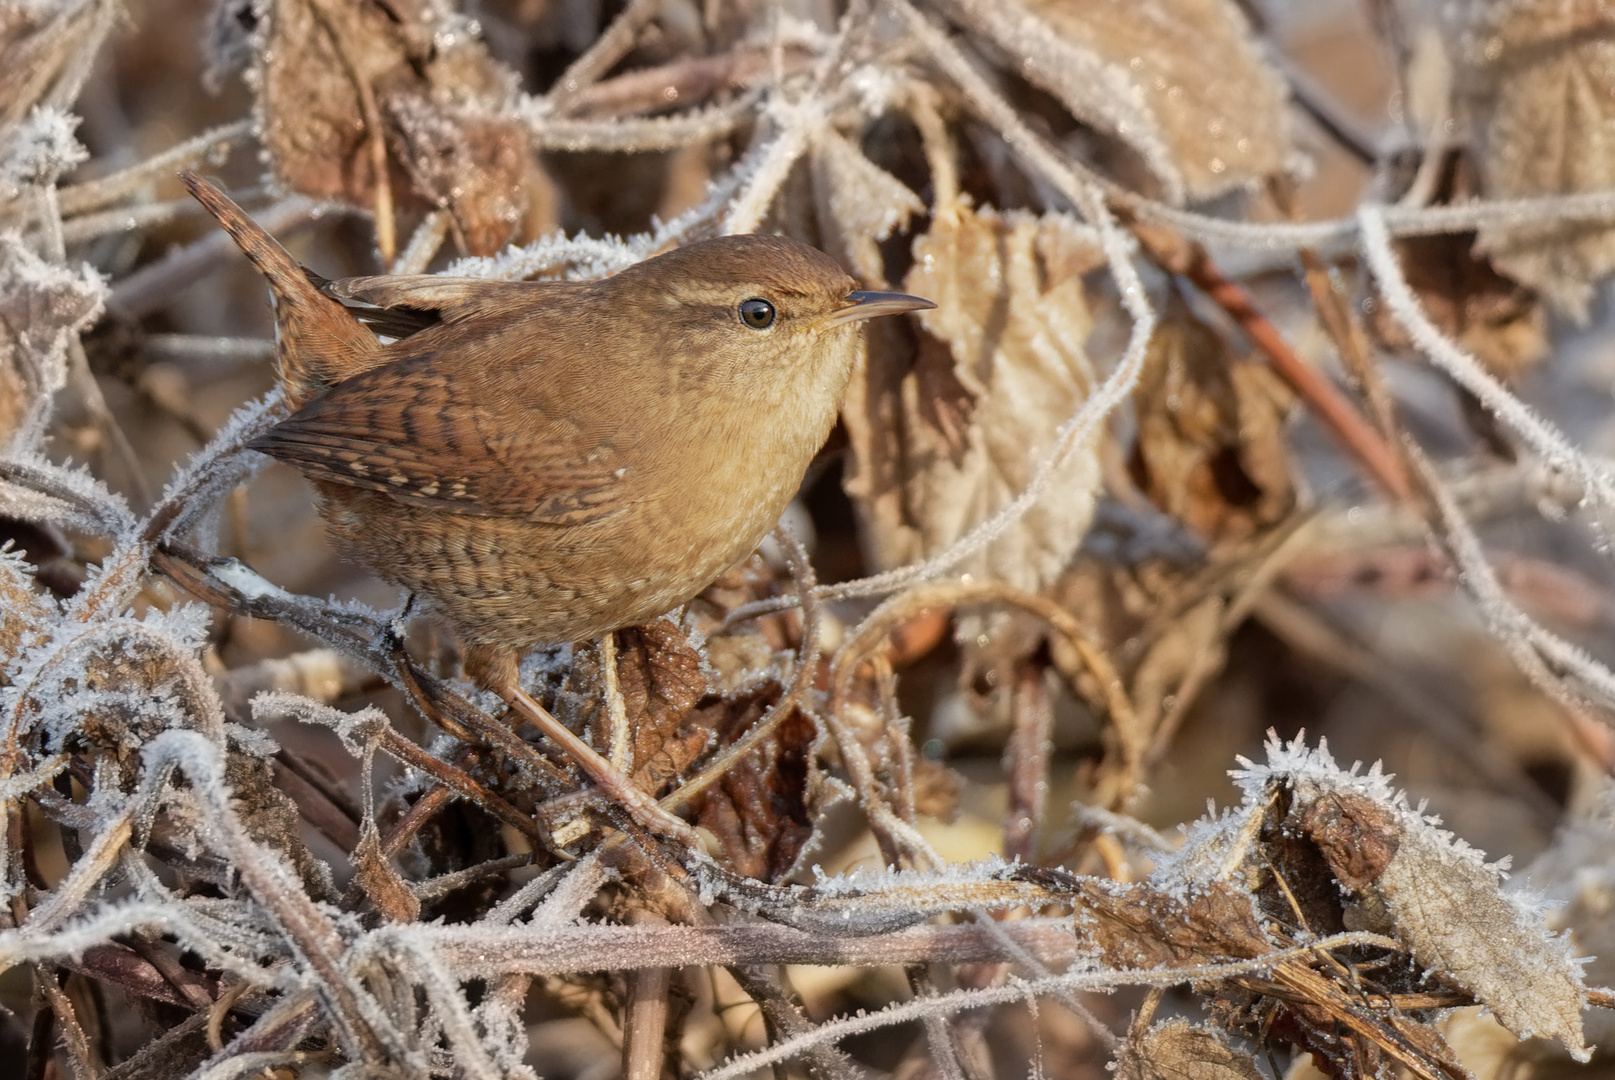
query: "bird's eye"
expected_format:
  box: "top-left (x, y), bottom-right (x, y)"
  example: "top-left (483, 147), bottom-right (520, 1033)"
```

top-left (738, 297), bottom-right (776, 329)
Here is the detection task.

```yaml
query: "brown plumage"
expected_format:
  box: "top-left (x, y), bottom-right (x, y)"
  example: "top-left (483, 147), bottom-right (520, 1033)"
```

top-left (183, 171), bottom-right (935, 842)
top-left (182, 170), bottom-right (932, 693)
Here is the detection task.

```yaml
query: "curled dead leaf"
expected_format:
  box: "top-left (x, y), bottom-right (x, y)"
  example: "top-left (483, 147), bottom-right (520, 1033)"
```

top-left (255, 0), bottom-right (548, 255)
top-left (1357, 822), bottom-right (1589, 1060)
top-left (1457, 0), bottom-right (1615, 320)
top-left (609, 621), bottom-right (711, 792)
top-left (1251, 740), bottom-right (1592, 1062)
top-left (694, 691), bottom-right (815, 881)
top-left (1128, 300), bottom-right (1296, 540)
top-left (1299, 791), bottom-right (1402, 893)
top-left (1146, 736), bottom-right (1588, 1079)
top-left (842, 204), bottom-right (1103, 593)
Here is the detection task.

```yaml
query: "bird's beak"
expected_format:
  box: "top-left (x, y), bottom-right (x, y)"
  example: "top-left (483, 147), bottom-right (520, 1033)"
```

top-left (826, 290), bottom-right (936, 326)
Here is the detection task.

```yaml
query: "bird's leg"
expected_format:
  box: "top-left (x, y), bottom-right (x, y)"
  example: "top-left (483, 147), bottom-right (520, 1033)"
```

top-left (384, 595), bottom-right (484, 746)
top-left (464, 644), bottom-right (702, 849)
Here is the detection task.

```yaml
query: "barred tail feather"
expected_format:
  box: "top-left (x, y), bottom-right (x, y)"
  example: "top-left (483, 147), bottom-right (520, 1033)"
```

top-left (180, 171), bottom-right (381, 404)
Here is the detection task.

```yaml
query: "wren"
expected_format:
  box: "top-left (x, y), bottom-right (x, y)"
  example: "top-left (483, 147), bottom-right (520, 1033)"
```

top-left (182, 172), bottom-right (932, 842)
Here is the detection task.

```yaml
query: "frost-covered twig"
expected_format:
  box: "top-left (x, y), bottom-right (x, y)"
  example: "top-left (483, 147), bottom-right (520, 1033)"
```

top-left (721, 97), bottom-right (828, 236)
top-left (529, 100), bottom-right (756, 153)
top-left (141, 730), bottom-right (402, 1065)
top-left (1406, 444), bottom-right (1615, 712)
top-left (56, 119), bottom-right (251, 217)
top-left (106, 195), bottom-right (328, 319)
top-left (691, 934), bottom-right (1404, 1080)
top-left (0, 455), bottom-right (134, 539)
top-left (1360, 205), bottom-right (1615, 518)
top-left (141, 389), bottom-right (284, 544)
top-left (59, 195), bottom-right (206, 244)
top-left (1127, 187), bottom-right (1615, 254)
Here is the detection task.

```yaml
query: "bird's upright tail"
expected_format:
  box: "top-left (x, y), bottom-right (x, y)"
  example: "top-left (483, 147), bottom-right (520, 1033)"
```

top-left (181, 171), bottom-right (382, 405)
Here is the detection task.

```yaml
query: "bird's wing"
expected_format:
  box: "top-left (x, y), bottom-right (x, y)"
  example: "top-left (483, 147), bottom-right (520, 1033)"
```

top-left (248, 354), bottom-right (628, 524)
top-left (323, 276), bottom-right (547, 325)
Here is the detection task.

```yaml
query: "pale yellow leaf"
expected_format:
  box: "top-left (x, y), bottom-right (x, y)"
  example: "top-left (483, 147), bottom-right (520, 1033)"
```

top-left (842, 205), bottom-right (1102, 592)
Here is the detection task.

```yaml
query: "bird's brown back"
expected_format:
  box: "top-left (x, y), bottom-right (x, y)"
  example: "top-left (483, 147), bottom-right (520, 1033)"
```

top-left (186, 170), bottom-right (923, 651)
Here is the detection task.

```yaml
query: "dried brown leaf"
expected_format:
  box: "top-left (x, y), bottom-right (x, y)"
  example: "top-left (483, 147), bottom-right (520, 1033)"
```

top-left (1259, 746), bottom-right (1592, 1061)
top-left (1356, 826), bottom-right (1589, 1060)
top-left (1116, 1020), bottom-right (1264, 1080)
top-left (1072, 876), bottom-right (1270, 968)
top-left (938, 0), bottom-right (1290, 202)
top-left (1149, 736), bottom-right (1594, 1071)
top-left (1128, 301), bottom-right (1296, 540)
top-left (256, 0), bottom-right (547, 254)
top-left (694, 691), bottom-right (814, 881)
top-left (843, 205), bottom-right (1102, 592)
top-left (1299, 791), bottom-right (1401, 894)
top-left (1459, 1), bottom-right (1615, 319)
top-left (257, 0), bottom-right (417, 202)
top-left (616, 620), bottom-right (712, 793)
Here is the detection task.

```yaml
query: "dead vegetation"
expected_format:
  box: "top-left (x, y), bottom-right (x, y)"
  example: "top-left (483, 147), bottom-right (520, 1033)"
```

top-left (4, 0), bottom-right (1615, 1078)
